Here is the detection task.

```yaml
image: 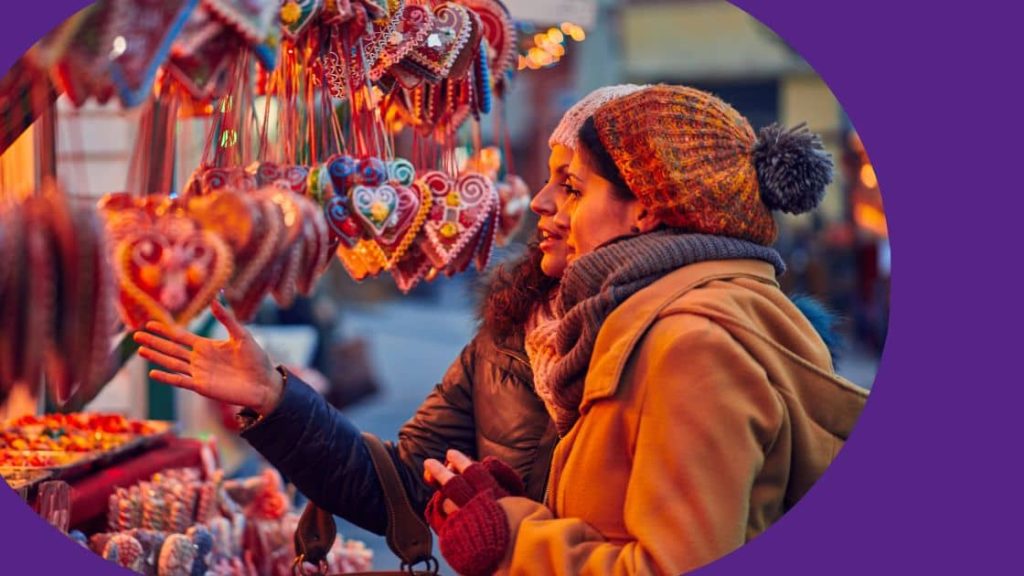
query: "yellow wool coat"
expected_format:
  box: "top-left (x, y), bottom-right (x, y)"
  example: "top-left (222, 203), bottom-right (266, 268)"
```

top-left (495, 259), bottom-right (869, 575)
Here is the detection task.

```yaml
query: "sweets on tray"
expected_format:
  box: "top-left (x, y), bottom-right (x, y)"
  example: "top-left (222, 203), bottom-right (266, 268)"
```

top-left (0, 450), bottom-right (83, 468)
top-left (0, 413), bottom-right (172, 455)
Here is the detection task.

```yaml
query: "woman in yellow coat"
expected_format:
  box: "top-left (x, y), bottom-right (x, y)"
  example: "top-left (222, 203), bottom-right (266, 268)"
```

top-left (424, 85), bottom-right (870, 575)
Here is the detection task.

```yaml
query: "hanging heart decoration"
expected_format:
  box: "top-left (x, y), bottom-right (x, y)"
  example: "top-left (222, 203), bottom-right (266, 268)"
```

top-left (55, 1), bottom-right (117, 107)
top-left (327, 154), bottom-right (359, 195)
top-left (386, 157), bottom-right (416, 186)
top-left (367, 4), bottom-right (432, 81)
top-left (389, 243), bottom-right (432, 294)
top-left (203, 0), bottom-right (279, 46)
top-left (419, 171), bottom-right (496, 269)
top-left (378, 182), bottom-right (432, 265)
top-left (224, 197), bottom-right (286, 322)
top-left (108, 0), bottom-right (198, 108)
top-left (167, 21), bottom-right (239, 100)
top-left (295, 194), bottom-right (331, 294)
top-left (457, 0), bottom-right (516, 78)
top-left (356, 156), bottom-right (388, 186)
top-left (351, 184), bottom-right (399, 237)
top-left (324, 194), bottom-right (364, 248)
top-left (401, 2), bottom-right (474, 83)
top-left (114, 215), bottom-right (234, 329)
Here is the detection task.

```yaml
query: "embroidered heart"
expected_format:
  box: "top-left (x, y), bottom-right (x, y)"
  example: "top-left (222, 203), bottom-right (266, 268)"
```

top-left (351, 185), bottom-right (399, 237)
top-left (114, 217), bottom-right (234, 329)
top-left (335, 239), bottom-right (387, 282)
top-left (378, 183), bottom-right (432, 265)
top-left (324, 195), bottom-right (364, 248)
top-left (203, 0), bottom-right (279, 45)
top-left (280, 0), bottom-right (323, 40)
top-left (386, 158), bottom-right (416, 186)
top-left (327, 154), bottom-right (359, 194)
top-left (458, 0), bottom-right (516, 78)
top-left (403, 3), bottom-right (474, 82)
top-left (368, 4), bottom-right (432, 81)
top-left (109, 0), bottom-right (197, 108)
top-left (225, 197), bottom-right (287, 321)
top-left (419, 171), bottom-right (496, 269)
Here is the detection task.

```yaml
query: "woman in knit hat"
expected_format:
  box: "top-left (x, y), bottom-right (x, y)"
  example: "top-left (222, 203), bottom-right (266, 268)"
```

top-left (424, 85), bottom-right (870, 576)
top-left (132, 86), bottom-right (645, 543)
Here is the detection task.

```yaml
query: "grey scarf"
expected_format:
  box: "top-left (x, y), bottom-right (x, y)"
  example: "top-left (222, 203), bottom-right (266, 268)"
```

top-left (548, 230), bottom-right (786, 435)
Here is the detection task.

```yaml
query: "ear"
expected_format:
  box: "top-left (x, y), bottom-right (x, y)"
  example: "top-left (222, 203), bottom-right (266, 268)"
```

top-left (634, 208), bottom-right (661, 233)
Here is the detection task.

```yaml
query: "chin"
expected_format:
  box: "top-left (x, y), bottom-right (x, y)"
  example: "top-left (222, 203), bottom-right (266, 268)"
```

top-left (540, 256), bottom-right (566, 279)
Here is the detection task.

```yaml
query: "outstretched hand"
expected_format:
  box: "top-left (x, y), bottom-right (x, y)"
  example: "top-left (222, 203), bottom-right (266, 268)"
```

top-left (133, 300), bottom-right (283, 416)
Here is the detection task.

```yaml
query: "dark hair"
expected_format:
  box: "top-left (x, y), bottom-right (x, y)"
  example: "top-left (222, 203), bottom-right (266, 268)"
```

top-left (480, 241), bottom-right (559, 342)
top-left (578, 116), bottom-right (633, 200)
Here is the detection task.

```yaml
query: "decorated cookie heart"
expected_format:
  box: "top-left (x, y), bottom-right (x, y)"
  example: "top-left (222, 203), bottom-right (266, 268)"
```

top-left (367, 4), bottom-right (432, 81)
top-left (378, 182), bottom-right (432, 265)
top-left (458, 0), bottom-right (516, 78)
top-left (254, 162), bottom-right (283, 188)
top-left (324, 194), bottom-right (364, 248)
top-left (419, 171), bottom-right (497, 269)
top-left (276, 165), bottom-right (310, 196)
top-left (225, 197), bottom-right (286, 321)
top-left (199, 167), bottom-right (234, 195)
top-left (108, 0), bottom-right (198, 108)
top-left (327, 154), bottom-right (359, 195)
top-left (386, 157), bottom-right (416, 186)
top-left (55, 1), bottom-right (117, 107)
top-left (167, 21), bottom-right (238, 100)
top-left (389, 243), bottom-right (432, 294)
top-left (295, 195), bottom-right (331, 295)
top-left (203, 0), bottom-right (279, 45)
top-left (280, 0), bottom-right (323, 40)
top-left (356, 157), bottom-right (388, 187)
top-left (114, 217), bottom-right (234, 329)
top-left (350, 184), bottom-right (399, 237)
top-left (402, 3), bottom-right (474, 82)
top-left (474, 199), bottom-right (499, 272)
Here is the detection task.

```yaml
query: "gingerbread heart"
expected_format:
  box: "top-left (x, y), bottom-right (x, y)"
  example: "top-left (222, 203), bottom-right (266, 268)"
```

top-left (280, 0), bottom-right (323, 40)
top-left (419, 171), bottom-right (496, 269)
top-left (114, 217), bottom-right (234, 329)
top-left (203, 0), bottom-right (279, 45)
top-left (327, 154), bottom-right (359, 194)
top-left (379, 182), bottom-right (431, 265)
top-left (368, 4), bottom-right (432, 81)
top-left (108, 0), bottom-right (198, 108)
top-left (253, 162), bottom-right (283, 187)
top-left (389, 243), bottom-right (432, 294)
top-left (458, 0), bottom-right (516, 77)
top-left (324, 195), bottom-right (364, 248)
top-left (386, 158), bottom-right (416, 186)
top-left (225, 197), bottom-right (286, 321)
top-left (276, 165), bottom-right (310, 196)
top-left (402, 3), bottom-right (474, 82)
top-left (167, 20), bottom-right (238, 100)
top-left (474, 199), bottom-right (499, 272)
top-left (356, 157), bottom-right (388, 186)
top-left (295, 195), bottom-right (331, 295)
top-left (55, 2), bottom-right (117, 107)
top-left (350, 184), bottom-right (399, 237)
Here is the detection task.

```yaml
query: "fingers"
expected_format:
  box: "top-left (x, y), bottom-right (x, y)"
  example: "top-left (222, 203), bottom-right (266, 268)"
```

top-left (133, 331), bottom-right (191, 362)
top-left (139, 347), bottom-right (193, 375)
top-left (446, 449), bottom-right (475, 473)
top-left (211, 300), bottom-right (248, 340)
top-left (424, 459), bottom-right (455, 486)
top-left (149, 370), bottom-right (197, 391)
top-left (443, 499), bottom-right (459, 516)
top-left (143, 321), bottom-right (199, 348)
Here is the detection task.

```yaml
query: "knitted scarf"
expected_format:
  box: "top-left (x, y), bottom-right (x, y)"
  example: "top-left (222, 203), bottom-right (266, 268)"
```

top-left (548, 230), bottom-right (787, 435)
top-left (524, 304), bottom-right (570, 428)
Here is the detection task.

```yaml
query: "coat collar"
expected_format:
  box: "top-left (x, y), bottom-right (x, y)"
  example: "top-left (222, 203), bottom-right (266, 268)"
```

top-left (581, 259), bottom-right (779, 407)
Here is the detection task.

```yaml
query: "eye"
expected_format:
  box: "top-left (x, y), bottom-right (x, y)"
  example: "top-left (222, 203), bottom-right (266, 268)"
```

top-left (561, 182), bottom-right (582, 197)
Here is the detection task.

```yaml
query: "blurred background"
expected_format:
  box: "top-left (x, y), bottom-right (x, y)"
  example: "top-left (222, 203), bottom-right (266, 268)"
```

top-left (1, 0), bottom-right (887, 566)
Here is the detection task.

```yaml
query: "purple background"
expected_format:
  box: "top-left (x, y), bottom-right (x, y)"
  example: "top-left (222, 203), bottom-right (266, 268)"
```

top-left (1, 0), bottom-right (1014, 573)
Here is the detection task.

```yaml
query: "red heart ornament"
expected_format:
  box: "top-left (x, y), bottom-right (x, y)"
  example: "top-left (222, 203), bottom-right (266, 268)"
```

top-left (378, 183), bottom-right (432, 266)
top-left (224, 197), bottom-right (287, 322)
top-left (389, 243), bottom-right (432, 294)
top-left (167, 18), bottom-right (239, 100)
top-left (296, 195), bottom-right (331, 295)
top-left (55, 2), bottom-right (117, 107)
top-left (458, 0), bottom-right (516, 78)
top-left (324, 195), bottom-right (364, 249)
top-left (114, 216), bottom-right (234, 329)
top-left (402, 3), bottom-right (474, 82)
top-left (367, 4), bottom-right (432, 81)
top-left (419, 171), bottom-right (496, 269)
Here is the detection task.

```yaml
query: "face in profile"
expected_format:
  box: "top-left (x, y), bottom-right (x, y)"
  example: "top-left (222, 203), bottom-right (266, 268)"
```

top-left (530, 144), bottom-right (574, 278)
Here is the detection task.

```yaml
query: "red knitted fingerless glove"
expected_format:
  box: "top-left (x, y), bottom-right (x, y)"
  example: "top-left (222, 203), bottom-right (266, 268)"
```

top-left (425, 457), bottom-right (524, 534)
top-left (439, 491), bottom-right (510, 576)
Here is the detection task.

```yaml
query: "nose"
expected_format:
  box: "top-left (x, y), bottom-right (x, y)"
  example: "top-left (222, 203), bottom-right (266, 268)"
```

top-left (531, 181), bottom-right (557, 217)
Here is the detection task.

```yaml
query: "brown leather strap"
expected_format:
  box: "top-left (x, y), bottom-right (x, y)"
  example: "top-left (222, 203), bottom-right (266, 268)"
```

top-left (360, 432), bottom-right (435, 568)
top-left (294, 500), bottom-right (337, 567)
